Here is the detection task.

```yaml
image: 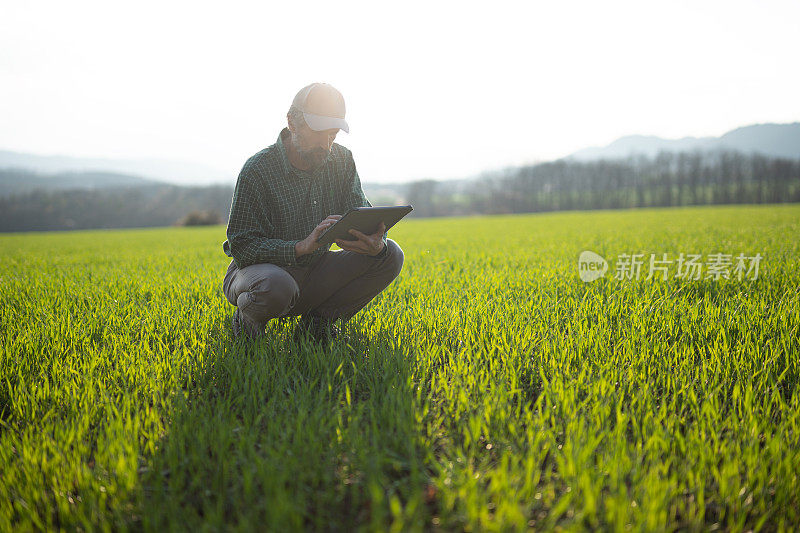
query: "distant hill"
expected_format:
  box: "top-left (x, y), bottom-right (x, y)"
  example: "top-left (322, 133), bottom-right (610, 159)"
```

top-left (0, 149), bottom-right (230, 185)
top-left (568, 123), bottom-right (800, 161)
top-left (0, 168), bottom-right (160, 197)
top-left (0, 184), bottom-right (234, 232)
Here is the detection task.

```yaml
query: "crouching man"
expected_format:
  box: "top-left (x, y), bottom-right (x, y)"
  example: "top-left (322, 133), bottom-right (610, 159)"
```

top-left (221, 83), bottom-right (404, 342)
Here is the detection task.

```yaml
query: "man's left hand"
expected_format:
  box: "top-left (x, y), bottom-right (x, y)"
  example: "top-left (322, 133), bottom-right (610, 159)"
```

top-left (335, 222), bottom-right (386, 256)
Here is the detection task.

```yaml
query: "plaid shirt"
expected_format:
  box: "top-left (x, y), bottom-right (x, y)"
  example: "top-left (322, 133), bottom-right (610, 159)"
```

top-left (223, 128), bottom-right (386, 269)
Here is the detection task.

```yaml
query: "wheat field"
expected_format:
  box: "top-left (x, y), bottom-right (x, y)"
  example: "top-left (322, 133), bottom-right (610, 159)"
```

top-left (1, 204), bottom-right (798, 531)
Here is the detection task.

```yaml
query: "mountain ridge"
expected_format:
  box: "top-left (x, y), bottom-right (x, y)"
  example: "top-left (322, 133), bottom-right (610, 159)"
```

top-left (567, 122), bottom-right (800, 161)
top-left (0, 149), bottom-right (230, 185)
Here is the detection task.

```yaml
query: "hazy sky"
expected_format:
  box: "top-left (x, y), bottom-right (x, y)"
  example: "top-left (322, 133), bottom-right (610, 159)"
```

top-left (1, 0), bottom-right (799, 184)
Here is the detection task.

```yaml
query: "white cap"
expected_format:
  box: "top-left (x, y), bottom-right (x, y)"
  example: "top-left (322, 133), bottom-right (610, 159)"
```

top-left (291, 83), bottom-right (349, 133)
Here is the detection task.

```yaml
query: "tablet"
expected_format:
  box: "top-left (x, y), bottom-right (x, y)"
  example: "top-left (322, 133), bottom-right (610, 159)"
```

top-left (316, 205), bottom-right (413, 246)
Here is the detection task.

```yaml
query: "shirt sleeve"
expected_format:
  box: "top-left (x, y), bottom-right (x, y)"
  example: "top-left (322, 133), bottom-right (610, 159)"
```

top-left (225, 164), bottom-right (300, 269)
top-left (343, 153), bottom-right (388, 255)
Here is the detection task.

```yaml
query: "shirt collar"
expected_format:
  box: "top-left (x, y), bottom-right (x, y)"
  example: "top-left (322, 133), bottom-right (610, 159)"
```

top-left (277, 128), bottom-right (293, 177)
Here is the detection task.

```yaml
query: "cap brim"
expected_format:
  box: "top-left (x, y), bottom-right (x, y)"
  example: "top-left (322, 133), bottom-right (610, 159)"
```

top-left (303, 112), bottom-right (349, 133)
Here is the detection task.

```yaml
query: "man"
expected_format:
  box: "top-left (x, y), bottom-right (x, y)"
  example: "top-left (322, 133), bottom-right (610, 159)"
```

top-left (221, 82), bottom-right (404, 342)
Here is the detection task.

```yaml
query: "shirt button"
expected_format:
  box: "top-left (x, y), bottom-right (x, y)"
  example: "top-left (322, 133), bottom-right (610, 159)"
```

top-left (312, 200), bottom-right (317, 205)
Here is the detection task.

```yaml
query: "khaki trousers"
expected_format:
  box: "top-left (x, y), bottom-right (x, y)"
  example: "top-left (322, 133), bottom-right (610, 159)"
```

top-left (222, 239), bottom-right (404, 333)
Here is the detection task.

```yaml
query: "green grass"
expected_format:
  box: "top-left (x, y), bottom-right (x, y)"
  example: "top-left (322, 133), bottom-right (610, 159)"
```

top-left (1, 204), bottom-right (799, 531)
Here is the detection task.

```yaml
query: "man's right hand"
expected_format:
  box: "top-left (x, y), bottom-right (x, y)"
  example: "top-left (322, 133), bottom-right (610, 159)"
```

top-left (295, 215), bottom-right (342, 257)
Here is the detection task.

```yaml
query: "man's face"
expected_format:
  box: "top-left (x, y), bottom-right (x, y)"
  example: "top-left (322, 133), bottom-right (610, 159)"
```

top-left (289, 120), bottom-right (339, 170)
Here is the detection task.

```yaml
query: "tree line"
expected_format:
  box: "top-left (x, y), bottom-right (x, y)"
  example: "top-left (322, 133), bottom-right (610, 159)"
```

top-left (405, 151), bottom-right (800, 217)
top-left (1, 150), bottom-right (798, 232)
top-left (0, 184), bottom-right (232, 232)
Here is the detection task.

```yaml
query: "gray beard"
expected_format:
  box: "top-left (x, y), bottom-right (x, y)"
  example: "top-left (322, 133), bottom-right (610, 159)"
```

top-left (298, 148), bottom-right (328, 170)
top-left (291, 133), bottom-right (329, 171)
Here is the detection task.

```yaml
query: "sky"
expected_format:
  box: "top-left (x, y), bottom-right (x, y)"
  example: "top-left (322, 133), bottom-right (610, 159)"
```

top-left (1, 0), bottom-right (799, 184)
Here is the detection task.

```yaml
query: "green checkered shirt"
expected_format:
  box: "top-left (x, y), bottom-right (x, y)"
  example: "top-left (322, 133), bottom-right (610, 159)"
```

top-left (223, 128), bottom-right (385, 269)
